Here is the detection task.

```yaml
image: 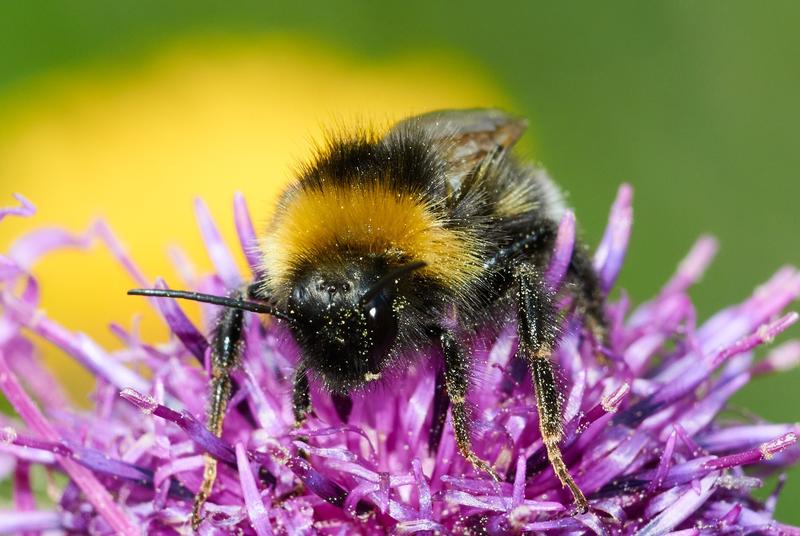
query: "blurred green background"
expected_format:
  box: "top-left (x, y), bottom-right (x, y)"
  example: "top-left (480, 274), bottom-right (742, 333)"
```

top-left (1, 0), bottom-right (798, 523)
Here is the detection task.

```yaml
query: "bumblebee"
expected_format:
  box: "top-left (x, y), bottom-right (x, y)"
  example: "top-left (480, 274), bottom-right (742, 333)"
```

top-left (130, 109), bottom-right (606, 527)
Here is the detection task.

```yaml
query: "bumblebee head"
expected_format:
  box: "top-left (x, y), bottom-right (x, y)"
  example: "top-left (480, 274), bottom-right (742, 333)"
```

top-left (287, 258), bottom-right (425, 393)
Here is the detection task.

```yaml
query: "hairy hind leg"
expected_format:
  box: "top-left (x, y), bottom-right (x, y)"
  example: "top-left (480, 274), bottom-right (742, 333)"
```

top-left (490, 221), bottom-right (607, 341)
top-left (565, 243), bottom-right (607, 336)
top-left (517, 268), bottom-right (588, 512)
top-left (191, 292), bottom-right (246, 529)
top-left (439, 330), bottom-right (499, 480)
top-left (428, 367), bottom-right (449, 455)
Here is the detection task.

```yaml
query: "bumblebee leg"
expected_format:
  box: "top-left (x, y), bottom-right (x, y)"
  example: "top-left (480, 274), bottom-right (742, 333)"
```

top-left (440, 331), bottom-right (499, 481)
top-left (292, 370), bottom-right (312, 424)
top-left (517, 270), bottom-right (588, 512)
top-left (486, 226), bottom-right (607, 342)
top-left (291, 370), bottom-right (314, 463)
top-left (191, 295), bottom-right (245, 529)
top-left (565, 244), bottom-right (607, 342)
top-left (428, 367), bottom-right (449, 455)
top-left (331, 393), bottom-right (353, 423)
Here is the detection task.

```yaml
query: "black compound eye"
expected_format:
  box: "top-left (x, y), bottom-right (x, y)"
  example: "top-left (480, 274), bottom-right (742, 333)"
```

top-left (364, 293), bottom-right (397, 353)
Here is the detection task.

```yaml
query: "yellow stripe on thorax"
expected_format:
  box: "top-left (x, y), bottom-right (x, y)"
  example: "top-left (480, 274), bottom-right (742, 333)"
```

top-left (260, 183), bottom-right (483, 295)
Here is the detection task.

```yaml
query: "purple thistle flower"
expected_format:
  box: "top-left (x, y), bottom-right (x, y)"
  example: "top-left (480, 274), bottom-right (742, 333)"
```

top-left (0, 186), bottom-right (799, 535)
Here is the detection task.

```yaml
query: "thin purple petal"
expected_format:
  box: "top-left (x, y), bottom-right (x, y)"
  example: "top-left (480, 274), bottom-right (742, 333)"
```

top-left (648, 429), bottom-right (677, 493)
top-left (9, 227), bottom-right (92, 270)
top-left (152, 278), bottom-right (209, 363)
top-left (752, 339), bottom-right (800, 376)
top-left (661, 236), bottom-right (718, 296)
top-left (93, 219), bottom-right (149, 286)
top-left (702, 432), bottom-right (798, 471)
top-left (545, 210), bottom-right (575, 291)
top-left (233, 192), bottom-right (264, 279)
top-left (194, 197), bottom-right (241, 288)
top-left (120, 388), bottom-right (236, 464)
top-left (636, 473), bottom-right (718, 536)
top-left (13, 460), bottom-right (36, 536)
top-left (0, 194), bottom-right (35, 221)
top-left (412, 458), bottom-right (432, 519)
top-left (236, 442), bottom-right (273, 536)
top-left (0, 511), bottom-right (61, 533)
top-left (594, 183), bottom-right (633, 292)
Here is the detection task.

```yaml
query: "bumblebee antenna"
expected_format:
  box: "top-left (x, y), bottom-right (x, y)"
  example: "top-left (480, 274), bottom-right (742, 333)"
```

top-left (128, 288), bottom-right (295, 323)
top-left (359, 261), bottom-right (427, 306)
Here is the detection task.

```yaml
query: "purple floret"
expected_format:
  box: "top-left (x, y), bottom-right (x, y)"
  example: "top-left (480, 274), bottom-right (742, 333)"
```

top-left (0, 188), bottom-right (798, 535)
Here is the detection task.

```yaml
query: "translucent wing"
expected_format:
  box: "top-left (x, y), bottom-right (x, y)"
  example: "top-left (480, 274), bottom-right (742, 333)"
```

top-left (390, 108), bottom-right (528, 196)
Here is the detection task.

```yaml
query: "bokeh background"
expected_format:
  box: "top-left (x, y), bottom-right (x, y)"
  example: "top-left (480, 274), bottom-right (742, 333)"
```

top-left (1, 0), bottom-right (798, 522)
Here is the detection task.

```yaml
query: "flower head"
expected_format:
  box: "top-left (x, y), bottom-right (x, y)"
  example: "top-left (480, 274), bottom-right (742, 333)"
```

top-left (0, 186), bottom-right (798, 534)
